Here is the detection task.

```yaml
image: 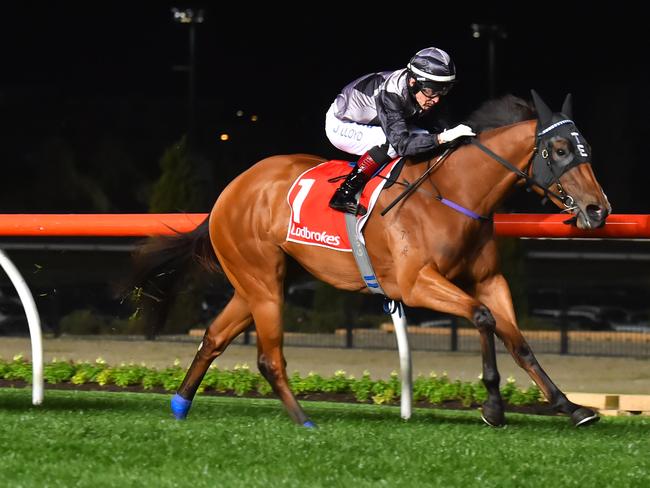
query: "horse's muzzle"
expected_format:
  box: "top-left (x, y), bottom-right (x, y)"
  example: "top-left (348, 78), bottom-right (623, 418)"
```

top-left (582, 204), bottom-right (609, 229)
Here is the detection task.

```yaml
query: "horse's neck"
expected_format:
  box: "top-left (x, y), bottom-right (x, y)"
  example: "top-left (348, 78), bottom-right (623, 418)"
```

top-left (422, 121), bottom-right (536, 217)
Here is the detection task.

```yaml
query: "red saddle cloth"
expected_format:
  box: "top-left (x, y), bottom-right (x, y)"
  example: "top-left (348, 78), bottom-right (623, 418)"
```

top-left (286, 159), bottom-right (400, 252)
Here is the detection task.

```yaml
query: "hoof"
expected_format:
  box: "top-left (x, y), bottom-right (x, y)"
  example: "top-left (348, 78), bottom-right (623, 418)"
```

top-left (571, 407), bottom-right (600, 427)
top-left (171, 393), bottom-right (192, 420)
top-left (302, 420), bottom-right (318, 429)
top-left (481, 403), bottom-right (505, 427)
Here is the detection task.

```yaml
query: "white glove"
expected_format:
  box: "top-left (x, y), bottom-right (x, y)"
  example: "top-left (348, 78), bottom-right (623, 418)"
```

top-left (437, 124), bottom-right (476, 144)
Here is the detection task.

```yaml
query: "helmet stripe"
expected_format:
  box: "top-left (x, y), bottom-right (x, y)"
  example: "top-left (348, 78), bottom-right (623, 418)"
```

top-left (407, 63), bottom-right (456, 82)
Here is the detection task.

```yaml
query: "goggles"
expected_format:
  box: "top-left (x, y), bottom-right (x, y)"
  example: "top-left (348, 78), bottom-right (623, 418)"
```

top-left (416, 80), bottom-right (453, 98)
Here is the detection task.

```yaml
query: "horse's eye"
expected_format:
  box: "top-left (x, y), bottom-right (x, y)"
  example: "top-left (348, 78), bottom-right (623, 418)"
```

top-left (557, 149), bottom-right (566, 156)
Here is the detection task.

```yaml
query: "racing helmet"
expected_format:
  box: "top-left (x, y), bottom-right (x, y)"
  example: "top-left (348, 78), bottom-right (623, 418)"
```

top-left (407, 47), bottom-right (456, 97)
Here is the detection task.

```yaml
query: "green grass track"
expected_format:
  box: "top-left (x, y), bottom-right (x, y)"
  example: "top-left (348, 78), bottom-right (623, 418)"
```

top-left (1, 388), bottom-right (649, 487)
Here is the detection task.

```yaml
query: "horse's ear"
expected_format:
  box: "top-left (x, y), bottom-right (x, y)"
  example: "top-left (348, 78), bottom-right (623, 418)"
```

top-left (561, 93), bottom-right (573, 119)
top-left (531, 89), bottom-right (553, 126)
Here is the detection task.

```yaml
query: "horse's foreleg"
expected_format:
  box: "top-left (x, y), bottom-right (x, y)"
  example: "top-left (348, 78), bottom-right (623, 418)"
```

top-left (399, 265), bottom-right (504, 426)
top-left (476, 274), bottom-right (599, 426)
top-left (171, 293), bottom-right (252, 419)
top-left (252, 300), bottom-right (314, 428)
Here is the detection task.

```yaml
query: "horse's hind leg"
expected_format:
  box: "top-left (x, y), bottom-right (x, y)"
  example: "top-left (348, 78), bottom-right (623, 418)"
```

top-left (252, 300), bottom-right (314, 427)
top-left (212, 233), bottom-right (312, 426)
top-left (476, 274), bottom-right (599, 427)
top-left (171, 293), bottom-right (252, 419)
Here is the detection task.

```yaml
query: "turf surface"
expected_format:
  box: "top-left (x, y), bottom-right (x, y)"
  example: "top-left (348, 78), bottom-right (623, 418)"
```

top-left (1, 388), bottom-right (649, 487)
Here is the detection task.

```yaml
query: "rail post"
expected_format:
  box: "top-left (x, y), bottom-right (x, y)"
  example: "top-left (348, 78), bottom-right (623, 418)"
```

top-left (450, 317), bottom-right (459, 352)
top-left (0, 250), bottom-right (43, 405)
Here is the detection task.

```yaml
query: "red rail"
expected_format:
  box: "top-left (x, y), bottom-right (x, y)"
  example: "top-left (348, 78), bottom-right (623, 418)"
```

top-left (0, 214), bottom-right (208, 237)
top-left (0, 213), bottom-right (648, 238)
top-left (493, 214), bottom-right (650, 239)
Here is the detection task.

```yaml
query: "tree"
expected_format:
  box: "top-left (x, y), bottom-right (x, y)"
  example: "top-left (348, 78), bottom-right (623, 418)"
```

top-left (139, 137), bottom-right (211, 337)
top-left (149, 136), bottom-right (204, 213)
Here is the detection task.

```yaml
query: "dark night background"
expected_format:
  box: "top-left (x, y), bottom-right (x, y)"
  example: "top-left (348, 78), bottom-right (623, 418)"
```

top-left (1, 4), bottom-right (649, 214)
top-left (1, 4), bottom-right (650, 336)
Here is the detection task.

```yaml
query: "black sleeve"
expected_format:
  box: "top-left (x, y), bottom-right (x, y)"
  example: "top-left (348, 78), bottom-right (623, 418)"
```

top-left (376, 91), bottom-right (440, 156)
top-left (416, 106), bottom-right (450, 133)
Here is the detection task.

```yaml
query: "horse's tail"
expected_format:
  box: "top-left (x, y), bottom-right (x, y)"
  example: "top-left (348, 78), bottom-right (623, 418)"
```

top-left (131, 216), bottom-right (219, 285)
top-left (124, 216), bottom-right (220, 337)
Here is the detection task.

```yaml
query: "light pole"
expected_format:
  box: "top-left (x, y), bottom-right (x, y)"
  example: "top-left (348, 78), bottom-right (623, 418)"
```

top-left (471, 23), bottom-right (507, 98)
top-left (171, 7), bottom-right (205, 146)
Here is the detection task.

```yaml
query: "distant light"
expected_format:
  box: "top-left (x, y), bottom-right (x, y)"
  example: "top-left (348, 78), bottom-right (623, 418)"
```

top-left (171, 8), bottom-right (205, 24)
top-left (470, 22), bottom-right (506, 40)
top-left (219, 133), bottom-right (230, 141)
top-left (250, 115), bottom-right (258, 122)
top-left (236, 110), bottom-right (244, 117)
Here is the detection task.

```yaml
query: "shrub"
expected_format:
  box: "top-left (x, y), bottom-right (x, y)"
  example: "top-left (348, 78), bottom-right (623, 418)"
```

top-left (59, 309), bottom-right (106, 335)
top-left (0, 357), bottom-right (545, 408)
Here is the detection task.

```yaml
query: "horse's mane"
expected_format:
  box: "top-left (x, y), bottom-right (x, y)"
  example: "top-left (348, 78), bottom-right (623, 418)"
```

top-left (465, 94), bottom-right (536, 133)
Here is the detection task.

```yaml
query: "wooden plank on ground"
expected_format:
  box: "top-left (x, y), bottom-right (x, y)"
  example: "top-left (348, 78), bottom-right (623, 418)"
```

top-left (619, 394), bottom-right (650, 411)
top-left (566, 392), bottom-right (619, 410)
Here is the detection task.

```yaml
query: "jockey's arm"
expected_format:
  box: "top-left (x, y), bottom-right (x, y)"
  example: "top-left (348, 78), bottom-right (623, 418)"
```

top-left (376, 91), bottom-right (441, 156)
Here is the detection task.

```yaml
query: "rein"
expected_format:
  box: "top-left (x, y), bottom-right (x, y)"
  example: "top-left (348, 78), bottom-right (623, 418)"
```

top-left (380, 120), bottom-right (583, 222)
top-left (380, 144), bottom-right (492, 221)
top-left (469, 139), bottom-right (569, 205)
top-left (471, 118), bottom-right (587, 225)
top-left (379, 147), bottom-right (454, 216)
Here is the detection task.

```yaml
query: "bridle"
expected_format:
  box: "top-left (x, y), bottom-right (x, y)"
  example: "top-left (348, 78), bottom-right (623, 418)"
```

top-left (381, 118), bottom-right (591, 222)
top-left (471, 118), bottom-right (587, 211)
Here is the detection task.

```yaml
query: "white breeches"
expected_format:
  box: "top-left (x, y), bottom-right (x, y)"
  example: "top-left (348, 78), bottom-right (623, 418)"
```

top-left (325, 103), bottom-right (398, 158)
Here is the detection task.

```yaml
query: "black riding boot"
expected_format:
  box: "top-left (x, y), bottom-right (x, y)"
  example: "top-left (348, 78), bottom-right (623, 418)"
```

top-left (328, 166), bottom-right (370, 215)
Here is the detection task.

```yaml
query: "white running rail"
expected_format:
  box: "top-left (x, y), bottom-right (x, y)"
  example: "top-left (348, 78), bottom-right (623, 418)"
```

top-left (0, 250), bottom-right (43, 405)
top-left (391, 302), bottom-right (412, 419)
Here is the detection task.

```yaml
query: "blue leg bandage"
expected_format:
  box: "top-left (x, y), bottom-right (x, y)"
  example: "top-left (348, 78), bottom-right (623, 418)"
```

top-left (171, 393), bottom-right (193, 420)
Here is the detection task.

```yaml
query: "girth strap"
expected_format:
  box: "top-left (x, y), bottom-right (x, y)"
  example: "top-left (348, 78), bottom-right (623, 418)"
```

top-left (344, 210), bottom-right (386, 295)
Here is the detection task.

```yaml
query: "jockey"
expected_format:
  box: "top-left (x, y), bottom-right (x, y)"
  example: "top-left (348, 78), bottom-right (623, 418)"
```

top-left (326, 47), bottom-right (475, 214)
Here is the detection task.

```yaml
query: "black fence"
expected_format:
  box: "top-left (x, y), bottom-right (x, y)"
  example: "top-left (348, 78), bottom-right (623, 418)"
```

top-left (2, 238), bottom-right (650, 359)
top-left (227, 319), bottom-right (650, 358)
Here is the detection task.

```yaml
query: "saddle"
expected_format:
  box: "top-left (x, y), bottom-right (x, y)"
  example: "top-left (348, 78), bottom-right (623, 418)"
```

top-left (286, 159), bottom-right (402, 252)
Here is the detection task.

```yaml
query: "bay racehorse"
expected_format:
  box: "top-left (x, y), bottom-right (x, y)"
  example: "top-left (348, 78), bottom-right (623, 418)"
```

top-left (131, 91), bottom-right (610, 427)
